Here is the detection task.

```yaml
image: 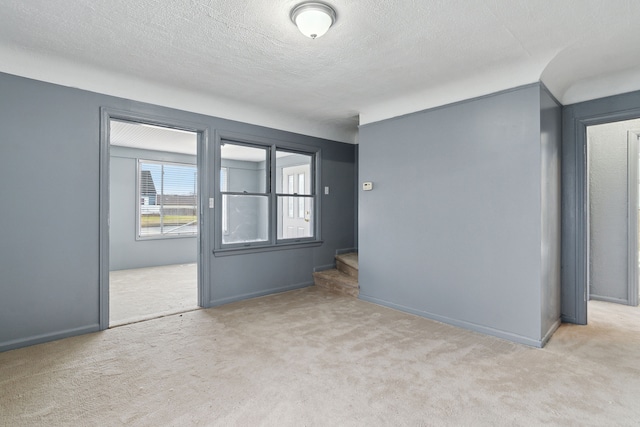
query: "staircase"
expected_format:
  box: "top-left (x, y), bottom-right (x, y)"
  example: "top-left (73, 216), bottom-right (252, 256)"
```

top-left (313, 252), bottom-right (359, 297)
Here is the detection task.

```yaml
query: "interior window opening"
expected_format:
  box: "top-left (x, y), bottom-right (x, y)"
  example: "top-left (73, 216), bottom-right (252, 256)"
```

top-left (217, 140), bottom-right (318, 249)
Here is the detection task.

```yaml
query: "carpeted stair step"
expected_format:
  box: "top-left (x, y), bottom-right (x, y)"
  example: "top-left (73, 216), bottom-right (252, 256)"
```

top-left (313, 269), bottom-right (359, 297)
top-left (335, 252), bottom-right (358, 279)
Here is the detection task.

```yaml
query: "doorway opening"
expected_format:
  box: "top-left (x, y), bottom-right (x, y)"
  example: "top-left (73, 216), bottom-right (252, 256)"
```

top-left (106, 118), bottom-right (201, 327)
top-left (586, 118), bottom-right (640, 314)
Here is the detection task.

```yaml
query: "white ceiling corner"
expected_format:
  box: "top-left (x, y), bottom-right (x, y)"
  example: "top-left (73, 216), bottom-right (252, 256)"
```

top-left (1, 0), bottom-right (640, 143)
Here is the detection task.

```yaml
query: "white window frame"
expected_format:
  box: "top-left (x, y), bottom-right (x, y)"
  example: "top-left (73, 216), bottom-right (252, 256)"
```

top-left (136, 159), bottom-right (198, 240)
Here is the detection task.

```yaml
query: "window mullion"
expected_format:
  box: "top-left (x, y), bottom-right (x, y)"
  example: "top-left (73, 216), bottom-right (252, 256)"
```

top-left (160, 164), bottom-right (164, 234)
top-left (270, 144), bottom-right (277, 245)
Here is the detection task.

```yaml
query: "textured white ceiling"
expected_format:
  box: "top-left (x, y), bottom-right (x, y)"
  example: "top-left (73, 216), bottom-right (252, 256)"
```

top-left (110, 120), bottom-right (198, 155)
top-left (1, 0), bottom-right (639, 143)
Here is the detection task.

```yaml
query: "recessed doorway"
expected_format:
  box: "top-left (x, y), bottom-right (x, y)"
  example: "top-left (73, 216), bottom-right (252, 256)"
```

top-left (106, 118), bottom-right (201, 326)
top-left (586, 118), bottom-right (640, 309)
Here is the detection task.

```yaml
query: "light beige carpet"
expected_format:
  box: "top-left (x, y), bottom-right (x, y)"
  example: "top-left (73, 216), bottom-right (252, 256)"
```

top-left (109, 263), bottom-right (198, 326)
top-left (1, 288), bottom-right (639, 426)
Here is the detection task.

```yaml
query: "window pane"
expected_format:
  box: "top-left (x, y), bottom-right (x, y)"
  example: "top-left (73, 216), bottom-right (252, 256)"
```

top-left (287, 175), bottom-right (294, 218)
top-left (221, 143), bottom-right (267, 193)
top-left (140, 163), bottom-right (162, 237)
top-left (276, 151), bottom-right (312, 195)
top-left (220, 167), bottom-right (228, 192)
top-left (217, 142), bottom-right (318, 249)
top-left (298, 174), bottom-right (305, 218)
top-left (288, 175), bottom-right (294, 194)
top-left (277, 196), bottom-right (313, 239)
top-left (139, 161), bottom-right (197, 238)
top-left (222, 195), bottom-right (269, 244)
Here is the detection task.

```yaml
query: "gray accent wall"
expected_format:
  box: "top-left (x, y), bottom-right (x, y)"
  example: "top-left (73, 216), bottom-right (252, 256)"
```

top-left (0, 72), bottom-right (356, 351)
top-left (109, 146), bottom-right (197, 271)
top-left (358, 83), bottom-right (561, 347)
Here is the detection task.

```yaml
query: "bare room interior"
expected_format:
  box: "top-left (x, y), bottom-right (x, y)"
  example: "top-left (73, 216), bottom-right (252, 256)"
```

top-left (109, 120), bottom-right (200, 326)
top-left (1, 1), bottom-right (640, 425)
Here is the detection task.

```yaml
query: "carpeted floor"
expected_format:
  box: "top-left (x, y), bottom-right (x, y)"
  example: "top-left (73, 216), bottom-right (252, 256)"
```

top-left (109, 263), bottom-right (198, 326)
top-left (1, 287), bottom-right (639, 426)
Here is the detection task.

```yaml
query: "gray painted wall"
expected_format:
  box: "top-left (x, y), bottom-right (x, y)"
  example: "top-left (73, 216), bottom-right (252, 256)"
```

top-left (561, 90), bottom-right (640, 324)
top-left (358, 83), bottom-right (560, 346)
top-left (0, 72), bottom-right (356, 351)
top-left (539, 85), bottom-right (562, 339)
top-left (587, 119), bottom-right (640, 303)
top-left (109, 146), bottom-right (197, 271)
top-left (354, 144), bottom-right (359, 249)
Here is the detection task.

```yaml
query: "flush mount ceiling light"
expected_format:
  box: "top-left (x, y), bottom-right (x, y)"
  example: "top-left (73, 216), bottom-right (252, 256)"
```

top-left (290, 2), bottom-right (336, 39)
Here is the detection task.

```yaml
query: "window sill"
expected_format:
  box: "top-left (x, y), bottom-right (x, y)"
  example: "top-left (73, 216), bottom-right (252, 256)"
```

top-left (213, 240), bottom-right (323, 257)
top-left (136, 234), bottom-right (198, 241)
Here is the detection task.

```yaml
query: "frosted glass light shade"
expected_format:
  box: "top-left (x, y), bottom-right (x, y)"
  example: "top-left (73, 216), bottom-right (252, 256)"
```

top-left (291, 2), bottom-right (336, 39)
